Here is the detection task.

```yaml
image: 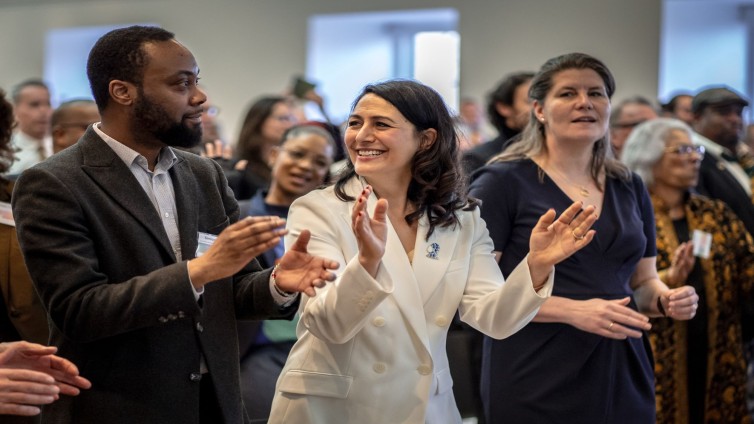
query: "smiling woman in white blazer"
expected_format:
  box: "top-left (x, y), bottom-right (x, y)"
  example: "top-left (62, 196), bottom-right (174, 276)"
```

top-left (268, 80), bottom-right (598, 424)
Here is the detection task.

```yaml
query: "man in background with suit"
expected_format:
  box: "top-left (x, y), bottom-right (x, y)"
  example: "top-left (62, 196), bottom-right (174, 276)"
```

top-left (691, 86), bottom-right (754, 417)
top-left (12, 25), bottom-right (338, 424)
top-left (462, 72), bottom-right (533, 175)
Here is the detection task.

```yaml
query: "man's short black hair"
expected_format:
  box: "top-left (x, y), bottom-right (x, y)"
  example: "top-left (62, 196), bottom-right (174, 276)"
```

top-left (86, 25), bottom-right (174, 111)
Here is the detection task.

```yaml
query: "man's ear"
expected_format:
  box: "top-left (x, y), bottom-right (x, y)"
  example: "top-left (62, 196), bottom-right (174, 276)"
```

top-left (109, 80), bottom-right (136, 107)
top-left (420, 128), bottom-right (437, 150)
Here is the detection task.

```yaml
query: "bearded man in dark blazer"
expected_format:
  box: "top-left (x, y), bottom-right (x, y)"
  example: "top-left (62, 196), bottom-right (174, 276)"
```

top-left (11, 25), bottom-right (338, 424)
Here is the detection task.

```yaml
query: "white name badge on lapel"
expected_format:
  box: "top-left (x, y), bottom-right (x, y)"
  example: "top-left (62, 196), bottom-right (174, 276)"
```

top-left (0, 202), bottom-right (14, 227)
top-left (691, 229), bottom-right (712, 259)
top-left (196, 232), bottom-right (218, 257)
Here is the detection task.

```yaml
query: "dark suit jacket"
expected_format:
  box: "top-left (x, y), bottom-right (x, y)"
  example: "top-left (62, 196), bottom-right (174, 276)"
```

top-left (696, 153), bottom-right (754, 236)
top-left (12, 128), bottom-right (296, 424)
top-left (461, 128), bottom-right (521, 177)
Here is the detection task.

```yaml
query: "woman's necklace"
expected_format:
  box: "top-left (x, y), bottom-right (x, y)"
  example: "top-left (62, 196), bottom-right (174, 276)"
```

top-left (546, 165), bottom-right (592, 198)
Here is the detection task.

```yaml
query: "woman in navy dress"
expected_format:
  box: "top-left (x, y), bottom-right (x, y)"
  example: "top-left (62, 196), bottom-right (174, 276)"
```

top-left (469, 53), bottom-right (699, 423)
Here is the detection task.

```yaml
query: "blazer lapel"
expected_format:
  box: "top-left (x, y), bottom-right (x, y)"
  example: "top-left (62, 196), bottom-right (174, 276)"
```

top-left (170, 156), bottom-right (199, 261)
top-left (411, 216), bottom-right (460, 305)
top-left (78, 129), bottom-right (175, 260)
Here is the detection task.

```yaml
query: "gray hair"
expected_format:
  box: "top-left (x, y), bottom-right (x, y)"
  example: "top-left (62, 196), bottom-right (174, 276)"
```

top-left (621, 118), bottom-right (693, 186)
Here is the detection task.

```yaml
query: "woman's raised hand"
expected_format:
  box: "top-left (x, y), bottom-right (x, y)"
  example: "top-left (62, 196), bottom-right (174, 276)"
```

top-left (528, 201), bottom-right (598, 270)
top-left (352, 185), bottom-right (388, 277)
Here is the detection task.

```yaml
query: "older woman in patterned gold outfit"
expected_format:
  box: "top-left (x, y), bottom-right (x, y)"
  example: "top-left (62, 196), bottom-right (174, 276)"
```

top-left (623, 117), bottom-right (754, 424)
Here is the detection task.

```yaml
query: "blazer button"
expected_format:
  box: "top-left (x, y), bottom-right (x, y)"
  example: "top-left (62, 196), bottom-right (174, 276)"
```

top-left (417, 364), bottom-right (432, 375)
top-left (189, 372), bottom-right (202, 382)
top-left (196, 322), bottom-right (204, 332)
top-left (434, 316), bottom-right (449, 327)
top-left (372, 316), bottom-right (386, 327)
top-left (373, 363), bottom-right (386, 374)
top-left (158, 316), bottom-right (168, 323)
top-left (168, 314), bottom-right (177, 321)
top-left (177, 311), bottom-right (185, 318)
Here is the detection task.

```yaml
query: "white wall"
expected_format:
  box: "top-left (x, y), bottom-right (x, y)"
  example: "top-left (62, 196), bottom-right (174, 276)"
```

top-left (0, 0), bottom-right (661, 142)
top-left (660, 0), bottom-right (747, 100)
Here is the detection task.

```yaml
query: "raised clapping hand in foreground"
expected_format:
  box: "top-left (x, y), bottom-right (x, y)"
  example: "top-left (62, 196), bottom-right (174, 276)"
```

top-left (0, 341), bottom-right (91, 416)
top-left (188, 216), bottom-right (339, 296)
top-left (527, 201), bottom-right (598, 285)
top-left (351, 185), bottom-right (389, 278)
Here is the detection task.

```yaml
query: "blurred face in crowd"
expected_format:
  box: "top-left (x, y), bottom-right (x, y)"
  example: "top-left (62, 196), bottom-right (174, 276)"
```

top-left (694, 103), bottom-right (744, 150)
top-left (261, 101), bottom-right (296, 142)
top-left (534, 68), bottom-right (610, 146)
top-left (15, 85), bottom-right (52, 140)
top-left (497, 79), bottom-right (532, 131)
top-left (268, 131), bottom-right (333, 204)
top-left (610, 102), bottom-right (658, 157)
top-left (201, 101), bottom-right (222, 144)
top-left (653, 128), bottom-right (703, 191)
top-left (672, 95), bottom-right (694, 125)
top-left (460, 100), bottom-right (482, 125)
top-left (52, 102), bottom-right (100, 153)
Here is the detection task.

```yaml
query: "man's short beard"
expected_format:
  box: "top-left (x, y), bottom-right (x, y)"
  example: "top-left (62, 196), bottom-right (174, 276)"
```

top-left (132, 88), bottom-right (202, 148)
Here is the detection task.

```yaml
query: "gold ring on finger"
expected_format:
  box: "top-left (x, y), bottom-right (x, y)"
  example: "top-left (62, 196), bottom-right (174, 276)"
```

top-left (571, 229), bottom-right (586, 241)
top-left (607, 321), bottom-right (615, 331)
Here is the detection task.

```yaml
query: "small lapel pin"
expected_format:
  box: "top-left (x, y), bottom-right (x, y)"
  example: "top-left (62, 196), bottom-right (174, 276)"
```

top-left (426, 242), bottom-right (440, 260)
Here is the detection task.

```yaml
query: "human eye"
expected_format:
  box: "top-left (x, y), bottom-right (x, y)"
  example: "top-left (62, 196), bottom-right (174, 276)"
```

top-left (286, 150), bottom-right (306, 159)
top-left (589, 90), bottom-right (604, 97)
top-left (347, 118), bottom-right (362, 128)
top-left (558, 91), bottom-right (574, 98)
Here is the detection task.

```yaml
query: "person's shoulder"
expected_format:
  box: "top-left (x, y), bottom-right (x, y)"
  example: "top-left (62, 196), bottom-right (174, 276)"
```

top-left (291, 184), bottom-right (341, 210)
top-left (466, 136), bottom-right (505, 158)
top-left (473, 157), bottom-right (534, 180)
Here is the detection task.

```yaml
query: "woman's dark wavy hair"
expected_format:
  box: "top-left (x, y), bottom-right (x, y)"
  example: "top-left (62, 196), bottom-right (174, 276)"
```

top-left (235, 96), bottom-right (287, 183)
top-left (334, 79), bottom-right (477, 239)
top-left (0, 90), bottom-right (15, 173)
top-left (490, 52), bottom-right (630, 184)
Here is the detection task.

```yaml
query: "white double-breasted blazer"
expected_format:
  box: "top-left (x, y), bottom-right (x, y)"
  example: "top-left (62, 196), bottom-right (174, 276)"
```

top-left (268, 178), bottom-right (553, 424)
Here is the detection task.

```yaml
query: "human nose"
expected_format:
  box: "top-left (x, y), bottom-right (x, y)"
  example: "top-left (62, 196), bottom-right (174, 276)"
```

top-left (576, 92), bottom-right (593, 109)
top-left (192, 86), bottom-right (207, 106)
top-left (354, 123), bottom-right (375, 143)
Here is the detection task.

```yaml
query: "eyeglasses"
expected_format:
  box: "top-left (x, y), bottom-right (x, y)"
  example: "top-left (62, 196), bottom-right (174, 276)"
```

top-left (271, 114), bottom-right (296, 123)
top-left (664, 144), bottom-right (705, 157)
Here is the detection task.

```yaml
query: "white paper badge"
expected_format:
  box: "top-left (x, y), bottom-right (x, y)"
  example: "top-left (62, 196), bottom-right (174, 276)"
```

top-left (692, 229), bottom-right (712, 259)
top-left (0, 202), bottom-right (14, 227)
top-left (195, 232), bottom-right (218, 257)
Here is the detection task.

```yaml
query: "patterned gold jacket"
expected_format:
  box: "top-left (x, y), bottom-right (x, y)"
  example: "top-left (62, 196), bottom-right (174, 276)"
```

top-left (650, 192), bottom-right (753, 424)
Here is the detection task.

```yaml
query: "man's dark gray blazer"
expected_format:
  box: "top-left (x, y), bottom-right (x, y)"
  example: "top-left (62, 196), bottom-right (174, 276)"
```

top-left (12, 128), bottom-right (296, 424)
